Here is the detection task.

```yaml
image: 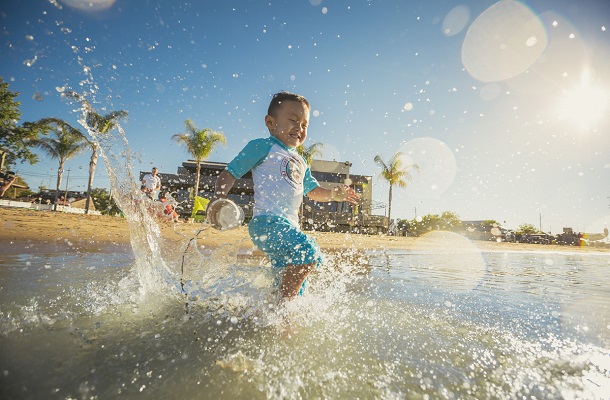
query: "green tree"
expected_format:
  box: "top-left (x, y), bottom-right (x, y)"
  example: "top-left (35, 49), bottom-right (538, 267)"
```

top-left (439, 211), bottom-right (462, 230)
top-left (33, 118), bottom-right (89, 210)
top-left (481, 219), bottom-right (500, 227)
top-left (517, 223), bottom-right (538, 235)
top-left (396, 218), bottom-right (410, 235)
top-left (172, 119), bottom-right (226, 199)
top-left (407, 211), bottom-right (462, 237)
top-left (0, 77), bottom-right (41, 169)
top-left (61, 91), bottom-right (128, 214)
top-left (90, 187), bottom-right (121, 215)
top-left (374, 152), bottom-right (419, 226)
top-left (296, 142), bottom-right (324, 165)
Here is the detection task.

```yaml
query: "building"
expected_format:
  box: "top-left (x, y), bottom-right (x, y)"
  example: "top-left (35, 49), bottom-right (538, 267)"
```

top-left (145, 159), bottom-right (388, 233)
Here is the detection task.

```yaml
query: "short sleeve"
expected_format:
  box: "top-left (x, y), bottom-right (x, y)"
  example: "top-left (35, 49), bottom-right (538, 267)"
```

top-left (303, 166), bottom-right (319, 194)
top-left (226, 138), bottom-right (273, 178)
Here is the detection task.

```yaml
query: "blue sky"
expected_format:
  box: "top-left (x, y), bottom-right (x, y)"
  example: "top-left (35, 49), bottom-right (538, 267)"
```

top-left (2, 0), bottom-right (609, 234)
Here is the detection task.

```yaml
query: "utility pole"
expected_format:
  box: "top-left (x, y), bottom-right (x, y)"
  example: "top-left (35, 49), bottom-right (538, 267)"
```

top-left (539, 213), bottom-right (542, 232)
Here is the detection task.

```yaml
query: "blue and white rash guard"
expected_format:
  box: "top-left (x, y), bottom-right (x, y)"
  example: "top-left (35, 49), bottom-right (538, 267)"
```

top-left (226, 136), bottom-right (319, 226)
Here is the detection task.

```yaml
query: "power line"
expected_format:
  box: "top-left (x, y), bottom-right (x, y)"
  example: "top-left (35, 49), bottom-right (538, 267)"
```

top-left (16, 171), bottom-right (91, 180)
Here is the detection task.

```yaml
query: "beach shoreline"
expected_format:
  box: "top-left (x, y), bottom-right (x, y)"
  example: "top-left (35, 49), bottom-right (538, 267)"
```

top-left (1, 207), bottom-right (607, 255)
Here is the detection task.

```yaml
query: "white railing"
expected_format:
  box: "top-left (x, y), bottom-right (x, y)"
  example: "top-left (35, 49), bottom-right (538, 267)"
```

top-left (0, 200), bottom-right (101, 215)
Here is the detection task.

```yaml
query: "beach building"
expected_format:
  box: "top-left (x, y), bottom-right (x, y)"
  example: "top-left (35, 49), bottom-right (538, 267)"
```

top-left (144, 159), bottom-right (388, 233)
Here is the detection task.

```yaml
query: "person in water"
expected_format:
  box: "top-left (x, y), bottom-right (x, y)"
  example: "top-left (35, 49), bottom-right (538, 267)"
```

top-left (158, 191), bottom-right (180, 222)
top-left (212, 91), bottom-right (359, 301)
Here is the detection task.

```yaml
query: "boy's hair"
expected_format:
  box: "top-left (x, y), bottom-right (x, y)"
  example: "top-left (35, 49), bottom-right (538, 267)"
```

top-left (267, 91), bottom-right (310, 116)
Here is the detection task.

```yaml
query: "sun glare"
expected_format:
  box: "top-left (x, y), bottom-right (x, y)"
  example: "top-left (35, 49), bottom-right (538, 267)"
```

top-left (556, 72), bottom-right (609, 131)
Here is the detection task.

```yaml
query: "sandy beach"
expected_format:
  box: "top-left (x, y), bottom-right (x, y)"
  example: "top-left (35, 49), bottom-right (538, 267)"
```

top-left (1, 207), bottom-right (608, 254)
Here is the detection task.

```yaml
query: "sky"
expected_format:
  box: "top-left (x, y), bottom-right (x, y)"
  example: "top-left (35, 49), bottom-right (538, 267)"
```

top-left (1, 0), bottom-right (609, 234)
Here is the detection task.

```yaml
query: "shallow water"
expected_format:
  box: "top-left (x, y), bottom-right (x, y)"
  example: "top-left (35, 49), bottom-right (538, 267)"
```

top-left (1, 240), bottom-right (609, 399)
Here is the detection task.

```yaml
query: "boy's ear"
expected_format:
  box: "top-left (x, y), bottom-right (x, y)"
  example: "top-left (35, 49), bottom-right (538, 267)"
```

top-left (264, 114), bottom-right (275, 131)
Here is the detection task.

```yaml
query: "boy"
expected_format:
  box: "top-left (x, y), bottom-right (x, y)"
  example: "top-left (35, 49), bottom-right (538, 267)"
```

top-left (212, 92), bottom-right (359, 301)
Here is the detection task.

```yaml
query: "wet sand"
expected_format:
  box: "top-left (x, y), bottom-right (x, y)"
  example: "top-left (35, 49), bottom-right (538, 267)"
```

top-left (1, 207), bottom-right (607, 254)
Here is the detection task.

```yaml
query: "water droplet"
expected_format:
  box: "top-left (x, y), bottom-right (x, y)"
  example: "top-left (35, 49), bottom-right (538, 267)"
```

top-left (525, 36), bottom-right (537, 47)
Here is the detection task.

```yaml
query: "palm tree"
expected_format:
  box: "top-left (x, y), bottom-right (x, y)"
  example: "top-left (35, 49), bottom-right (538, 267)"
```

top-left (296, 142), bottom-right (324, 165)
top-left (33, 118), bottom-right (89, 210)
top-left (172, 119), bottom-right (226, 199)
top-left (61, 91), bottom-right (128, 214)
top-left (81, 108), bottom-right (128, 214)
top-left (374, 152), bottom-right (419, 228)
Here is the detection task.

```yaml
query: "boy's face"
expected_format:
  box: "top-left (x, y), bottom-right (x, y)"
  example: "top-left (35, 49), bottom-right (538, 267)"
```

top-left (265, 100), bottom-right (309, 148)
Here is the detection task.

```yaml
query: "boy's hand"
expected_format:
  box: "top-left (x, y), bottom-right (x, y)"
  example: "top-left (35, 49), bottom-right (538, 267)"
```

top-left (331, 185), bottom-right (360, 204)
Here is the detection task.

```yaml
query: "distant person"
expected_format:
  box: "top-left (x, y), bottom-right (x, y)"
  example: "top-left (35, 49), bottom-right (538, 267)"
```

top-left (158, 192), bottom-right (180, 222)
top-left (212, 91), bottom-right (360, 302)
top-left (141, 167), bottom-right (161, 200)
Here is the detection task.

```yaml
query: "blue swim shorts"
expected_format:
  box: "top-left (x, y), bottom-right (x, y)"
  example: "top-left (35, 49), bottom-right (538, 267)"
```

top-left (249, 215), bottom-right (323, 295)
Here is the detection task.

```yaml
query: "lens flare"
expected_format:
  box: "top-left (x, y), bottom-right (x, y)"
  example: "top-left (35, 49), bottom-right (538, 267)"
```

top-left (410, 231), bottom-right (487, 292)
top-left (398, 138), bottom-right (456, 198)
top-left (462, 0), bottom-right (547, 82)
top-left (59, 0), bottom-right (116, 12)
top-left (555, 70), bottom-right (610, 131)
top-left (442, 5), bottom-right (471, 37)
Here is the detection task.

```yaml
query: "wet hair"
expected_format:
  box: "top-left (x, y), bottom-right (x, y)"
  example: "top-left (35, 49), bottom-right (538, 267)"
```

top-left (267, 91), bottom-right (310, 117)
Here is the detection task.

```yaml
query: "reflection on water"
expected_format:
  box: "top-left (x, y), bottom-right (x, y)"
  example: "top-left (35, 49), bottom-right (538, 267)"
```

top-left (1, 245), bottom-right (609, 399)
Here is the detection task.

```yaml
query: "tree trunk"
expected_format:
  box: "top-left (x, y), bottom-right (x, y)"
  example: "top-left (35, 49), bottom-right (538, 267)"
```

top-left (84, 145), bottom-right (98, 214)
top-left (388, 184), bottom-right (393, 229)
top-left (54, 163), bottom-right (64, 211)
top-left (194, 159), bottom-right (201, 200)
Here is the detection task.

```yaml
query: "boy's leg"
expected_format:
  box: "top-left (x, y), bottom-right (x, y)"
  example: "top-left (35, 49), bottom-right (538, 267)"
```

top-left (249, 216), bottom-right (323, 300)
top-left (279, 262), bottom-right (316, 300)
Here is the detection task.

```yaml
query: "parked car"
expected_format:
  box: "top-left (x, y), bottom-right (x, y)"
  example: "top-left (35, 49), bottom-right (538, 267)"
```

top-left (521, 233), bottom-right (551, 244)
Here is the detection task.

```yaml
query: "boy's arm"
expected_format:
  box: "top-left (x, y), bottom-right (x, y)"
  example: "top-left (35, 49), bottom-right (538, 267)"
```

top-left (307, 185), bottom-right (360, 204)
top-left (212, 169), bottom-right (237, 201)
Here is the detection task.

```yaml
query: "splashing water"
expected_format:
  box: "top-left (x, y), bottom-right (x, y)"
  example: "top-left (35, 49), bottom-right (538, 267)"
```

top-left (1, 99), bottom-right (609, 398)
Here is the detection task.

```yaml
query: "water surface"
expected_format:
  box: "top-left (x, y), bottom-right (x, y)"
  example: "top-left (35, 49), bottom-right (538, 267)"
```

top-left (1, 242), bottom-right (608, 399)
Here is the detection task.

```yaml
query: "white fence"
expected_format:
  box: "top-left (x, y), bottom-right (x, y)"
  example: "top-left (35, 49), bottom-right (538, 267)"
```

top-left (0, 199), bottom-right (101, 215)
